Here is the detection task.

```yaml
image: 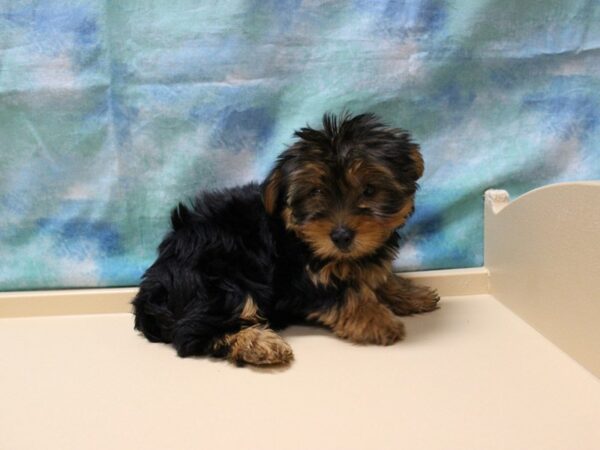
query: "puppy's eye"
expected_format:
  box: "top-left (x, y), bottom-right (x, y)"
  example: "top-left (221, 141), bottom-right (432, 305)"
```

top-left (309, 188), bottom-right (322, 198)
top-left (362, 185), bottom-right (376, 198)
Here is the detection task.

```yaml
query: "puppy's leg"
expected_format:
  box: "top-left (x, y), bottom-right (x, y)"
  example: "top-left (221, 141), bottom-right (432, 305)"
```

top-left (171, 292), bottom-right (259, 358)
top-left (214, 325), bottom-right (294, 367)
top-left (377, 274), bottom-right (440, 316)
top-left (204, 296), bottom-right (293, 367)
top-left (309, 287), bottom-right (405, 345)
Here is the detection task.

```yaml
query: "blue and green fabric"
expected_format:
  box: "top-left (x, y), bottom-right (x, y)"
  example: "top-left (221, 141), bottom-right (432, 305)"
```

top-left (1, 0), bottom-right (599, 289)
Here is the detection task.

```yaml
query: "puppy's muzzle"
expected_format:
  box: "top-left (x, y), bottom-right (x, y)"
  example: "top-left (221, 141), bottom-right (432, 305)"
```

top-left (330, 226), bottom-right (355, 251)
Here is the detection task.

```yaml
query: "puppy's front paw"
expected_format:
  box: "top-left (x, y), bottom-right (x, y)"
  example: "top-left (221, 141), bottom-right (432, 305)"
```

top-left (405, 286), bottom-right (440, 314)
top-left (228, 326), bottom-right (294, 366)
top-left (353, 315), bottom-right (406, 346)
top-left (336, 304), bottom-right (405, 346)
top-left (379, 276), bottom-right (441, 316)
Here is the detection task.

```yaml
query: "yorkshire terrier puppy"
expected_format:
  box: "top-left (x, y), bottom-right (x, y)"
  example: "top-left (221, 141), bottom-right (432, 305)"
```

top-left (132, 113), bottom-right (439, 366)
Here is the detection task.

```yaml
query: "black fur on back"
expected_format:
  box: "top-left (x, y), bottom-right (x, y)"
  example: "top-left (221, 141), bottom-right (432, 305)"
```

top-left (132, 183), bottom-right (352, 357)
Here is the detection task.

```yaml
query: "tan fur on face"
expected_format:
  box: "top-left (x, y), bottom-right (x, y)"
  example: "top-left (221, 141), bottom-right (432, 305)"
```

top-left (308, 286), bottom-right (404, 345)
top-left (289, 215), bottom-right (338, 258)
top-left (284, 198), bottom-right (414, 261)
top-left (284, 213), bottom-right (391, 260)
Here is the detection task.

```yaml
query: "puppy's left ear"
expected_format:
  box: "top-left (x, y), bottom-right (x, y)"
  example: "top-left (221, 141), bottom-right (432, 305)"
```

top-left (262, 166), bottom-right (283, 215)
top-left (407, 143), bottom-right (424, 181)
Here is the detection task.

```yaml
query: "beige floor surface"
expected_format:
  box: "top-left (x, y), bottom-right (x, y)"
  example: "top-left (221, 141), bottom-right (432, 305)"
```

top-left (1, 294), bottom-right (600, 450)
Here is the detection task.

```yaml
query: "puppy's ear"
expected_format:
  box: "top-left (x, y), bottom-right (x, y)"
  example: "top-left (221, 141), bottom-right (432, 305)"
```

top-left (407, 143), bottom-right (424, 180)
top-left (262, 166), bottom-right (283, 215)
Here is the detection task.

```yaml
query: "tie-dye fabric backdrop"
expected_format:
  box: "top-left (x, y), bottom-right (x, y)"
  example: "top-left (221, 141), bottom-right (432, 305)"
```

top-left (1, 1), bottom-right (599, 290)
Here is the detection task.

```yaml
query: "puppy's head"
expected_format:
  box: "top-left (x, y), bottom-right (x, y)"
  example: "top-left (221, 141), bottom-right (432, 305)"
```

top-left (263, 113), bottom-right (423, 260)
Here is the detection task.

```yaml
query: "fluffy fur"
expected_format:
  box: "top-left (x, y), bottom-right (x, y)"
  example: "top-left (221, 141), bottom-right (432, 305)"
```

top-left (132, 113), bottom-right (439, 366)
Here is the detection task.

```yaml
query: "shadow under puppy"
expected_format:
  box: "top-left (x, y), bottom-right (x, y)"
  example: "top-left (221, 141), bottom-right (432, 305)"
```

top-left (132, 113), bottom-right (440, 366)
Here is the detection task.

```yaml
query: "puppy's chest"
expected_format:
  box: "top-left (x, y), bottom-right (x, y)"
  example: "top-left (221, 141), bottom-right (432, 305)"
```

top-left (306, 260), bottom-right (392, 291)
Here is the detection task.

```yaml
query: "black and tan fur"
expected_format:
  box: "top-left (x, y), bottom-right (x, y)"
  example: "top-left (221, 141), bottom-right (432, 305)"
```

top-left (132, 113), bottom-right (439, 366)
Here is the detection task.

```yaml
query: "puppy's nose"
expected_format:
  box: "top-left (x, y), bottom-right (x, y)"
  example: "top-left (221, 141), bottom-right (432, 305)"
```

top-left (330, 226), bottom-right (355, 251)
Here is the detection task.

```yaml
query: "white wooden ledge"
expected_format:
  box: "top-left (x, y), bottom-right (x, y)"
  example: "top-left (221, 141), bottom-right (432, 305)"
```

top-left (485, 181), bottom-right (600, 378)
